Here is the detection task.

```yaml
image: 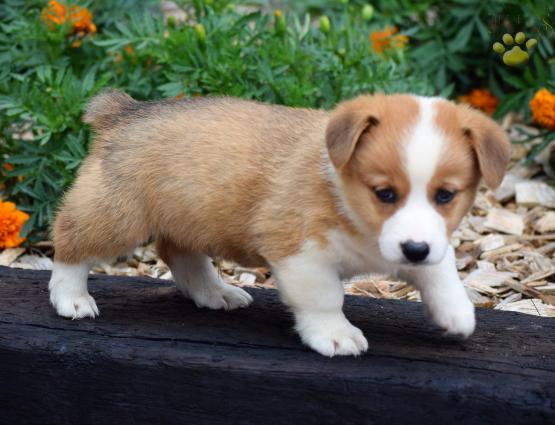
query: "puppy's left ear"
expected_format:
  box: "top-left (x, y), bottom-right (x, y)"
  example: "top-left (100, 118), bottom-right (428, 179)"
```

top-left (326, 97), bottom-right (380, 169)
top-left (459, 106), bottom-right (511, 190)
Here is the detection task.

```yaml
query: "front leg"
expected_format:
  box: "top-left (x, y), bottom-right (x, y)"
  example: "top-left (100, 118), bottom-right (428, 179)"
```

top-left (400, 246), bottom-right (475, 338)
top-left (271, 255), bottom-right (368, 357)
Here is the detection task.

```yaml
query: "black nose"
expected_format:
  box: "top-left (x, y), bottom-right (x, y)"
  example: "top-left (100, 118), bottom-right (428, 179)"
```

top-left (401, 240), bottom-right (430, 263)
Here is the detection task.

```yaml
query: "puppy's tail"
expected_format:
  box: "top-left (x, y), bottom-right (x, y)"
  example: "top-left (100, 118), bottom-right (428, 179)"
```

top-left (83, 89), bottom-right (135, 131)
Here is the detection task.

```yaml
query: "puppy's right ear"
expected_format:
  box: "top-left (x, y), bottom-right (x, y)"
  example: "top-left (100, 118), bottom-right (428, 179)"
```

top-left (326, 98), bottom-right (379, 169)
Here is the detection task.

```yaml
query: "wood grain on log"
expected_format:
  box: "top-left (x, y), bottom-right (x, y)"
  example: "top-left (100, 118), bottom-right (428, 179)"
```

top-left (0, 266), bottom-right (553, 425)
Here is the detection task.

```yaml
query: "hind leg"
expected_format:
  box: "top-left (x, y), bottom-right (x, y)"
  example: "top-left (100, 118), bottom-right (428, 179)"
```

top-left (157, 239), bottom-right (253, 310)
top-left (49, 262), bottom-right (98, 319)
top-left (49, 163), bottom-right (149, 319)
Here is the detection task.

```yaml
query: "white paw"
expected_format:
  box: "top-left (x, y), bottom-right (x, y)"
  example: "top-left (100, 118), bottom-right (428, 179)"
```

top-left (426, 299), bottom-right (475, 338)
top-left (49, 262), bottom-right (97, 319)
top-left (50, 290), bottom-right (99, 319)
top-left (295, 313), bottom-right (368, 357)
top-left (189, 284), bottom-right (253, 311)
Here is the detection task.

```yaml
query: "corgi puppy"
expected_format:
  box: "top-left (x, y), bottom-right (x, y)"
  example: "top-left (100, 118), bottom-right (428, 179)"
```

top-left (49, 91), bottom-right (510, 357)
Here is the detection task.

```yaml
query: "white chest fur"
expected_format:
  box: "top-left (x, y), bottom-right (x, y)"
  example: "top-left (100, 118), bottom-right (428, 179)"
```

top-left (306, 229), bottom-right (395, 281)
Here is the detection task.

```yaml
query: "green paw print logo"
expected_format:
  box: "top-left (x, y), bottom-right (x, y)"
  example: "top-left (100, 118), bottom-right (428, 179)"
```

top-left (493, 32), bottom-right (537, 67)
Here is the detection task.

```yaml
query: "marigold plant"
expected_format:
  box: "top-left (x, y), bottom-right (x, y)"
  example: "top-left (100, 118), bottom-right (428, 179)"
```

top-left (0, 201), bottom-right (30, 249)
top-left (529, 89), bottom-right (555, 130)
top-left (0, 0), bottom-right (456, 240)
top-left (458, 89), bottom-right (499, 115)
top-left (41, 0), bottom-right (97, 47)
top-left (370, 26), bottom-right (408, 53)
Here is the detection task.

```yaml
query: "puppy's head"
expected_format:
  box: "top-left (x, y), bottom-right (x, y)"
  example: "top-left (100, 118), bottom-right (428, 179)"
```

top-left (326, 94), bottom-right (510, 266)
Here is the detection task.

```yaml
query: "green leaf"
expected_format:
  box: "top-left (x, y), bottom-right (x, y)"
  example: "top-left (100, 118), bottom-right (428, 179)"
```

top-left (494, 92), bottom-right (527, 118)
top-left (5, 155), bottom-right (41, 165)
top-left (526, 133), bottom-right (555, 164)
top-left (497, 67), bottom-right (528, 89)
top-left (533, 53), bottom-right (547, 83)
top-left (410, 41), bottom-right (442, 66)
top-left (447, 22), bottom-right (474, 52)
top-left (81, 66), bottom-right (97, 94)
top-left (474, 17), bottom-right (490, 42)
top-left (19, 214), bottom-right (35, 238)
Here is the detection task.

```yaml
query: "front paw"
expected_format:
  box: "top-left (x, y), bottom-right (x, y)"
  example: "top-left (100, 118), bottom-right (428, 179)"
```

top-left (295, 312), bottom-right (368, 357)
top-left (426, 299), bottom-right (475, 338)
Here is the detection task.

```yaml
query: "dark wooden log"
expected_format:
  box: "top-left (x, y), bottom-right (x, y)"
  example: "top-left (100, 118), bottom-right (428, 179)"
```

top-left (0, 265), bottom-right (553, 425)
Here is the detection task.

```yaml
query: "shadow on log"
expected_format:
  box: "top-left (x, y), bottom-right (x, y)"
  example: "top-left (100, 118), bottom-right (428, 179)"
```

top-left (0, 266), bottom-right (553, 425)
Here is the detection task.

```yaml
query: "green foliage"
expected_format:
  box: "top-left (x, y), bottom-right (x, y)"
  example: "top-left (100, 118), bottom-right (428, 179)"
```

top-left (371, 0), bottom-right (555, 113)
top-left (0, 0), bottom-right (431, 240)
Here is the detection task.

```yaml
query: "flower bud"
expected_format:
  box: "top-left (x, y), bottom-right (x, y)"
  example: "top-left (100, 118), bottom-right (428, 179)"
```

top-left (274, 10), bottom-right (286, 35)
top-left (319, 16), bottom-right (330, 33)
top-left (362, 5), bottom-right (374, 21)
top-left (167, 16), bottom-right (176, 29)
top-left (194, 23), bottom-right (206, 44)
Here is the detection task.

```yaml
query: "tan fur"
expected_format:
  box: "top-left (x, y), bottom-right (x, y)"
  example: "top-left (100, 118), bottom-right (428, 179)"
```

top-left (55, 94), bottom-right (352, 265)
top-left (53, 91), bottom-right (508, 267)
top-left (326, 97), bottom-right (380, 169)
top-left (431, 101), bottom-right (510, 233)
top-left (82, 89), bottom-right (136, 133)
top-left (456, 105), bottom-right (511, 190)
top-left (156, 237), bottom-right (187, 268)
top-left (334, 94), bottom-right (420, 234)
top-left (430, 101), bottom-right (481, 233)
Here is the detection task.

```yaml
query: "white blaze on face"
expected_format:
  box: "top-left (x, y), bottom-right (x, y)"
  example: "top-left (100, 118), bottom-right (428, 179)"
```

top-left (379, 97), bottom-right (449, 265)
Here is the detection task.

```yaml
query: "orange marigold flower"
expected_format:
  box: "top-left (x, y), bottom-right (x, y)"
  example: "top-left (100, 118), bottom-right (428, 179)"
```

top-left (529, 88), bottom-right (555, 130)
top-left (458, 88), bottom-right (499, 115)
top-left (41, 0), bottom-right (97, 42)
top-left (41, 0), bottom-right (66, 26)
top-left (0, 201), bottom-right (29, 249)
top-left (114, 44), bottom-right (135, 64)
top-left (370, 26), bottom-right (408, 53)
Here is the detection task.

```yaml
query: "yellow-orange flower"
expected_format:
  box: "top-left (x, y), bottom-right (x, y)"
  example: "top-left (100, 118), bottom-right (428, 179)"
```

top-left (114, 44), bottom-right (135, 64)
top-left (459, 88), bottom-right (499, 115)
top-left (529, 88), bottom-right (555, 130)
top-left (41, 0), bottom-right (97, 47)
top-left (370, 26), bottom-right (408, 53)
top-left (0, 201), bottom-right (29, 249)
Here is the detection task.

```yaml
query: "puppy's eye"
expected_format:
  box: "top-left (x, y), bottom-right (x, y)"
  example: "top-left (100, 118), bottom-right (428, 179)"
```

top-left (435, 188), bottom-right (456, 205)
top-left (374, 188), bottom-right (397, 204)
